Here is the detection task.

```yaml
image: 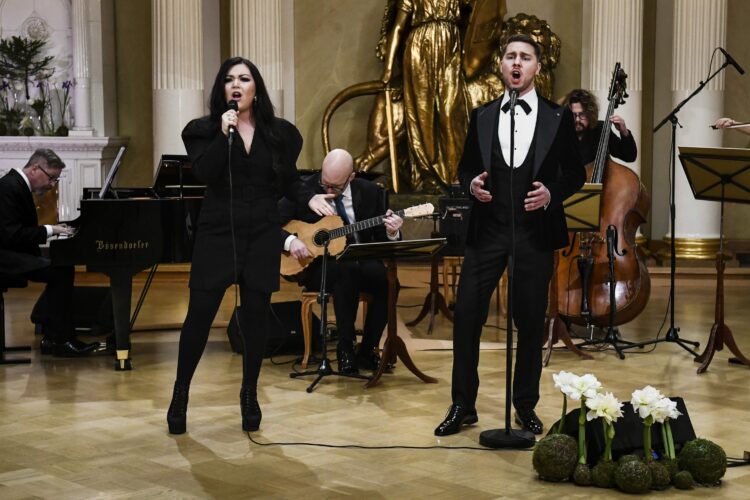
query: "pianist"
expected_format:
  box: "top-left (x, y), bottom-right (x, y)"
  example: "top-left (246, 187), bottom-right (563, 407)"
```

top-left (0, 149), bottom-right (99, 357)
top-left (167, 57), bottom-right (327, 435)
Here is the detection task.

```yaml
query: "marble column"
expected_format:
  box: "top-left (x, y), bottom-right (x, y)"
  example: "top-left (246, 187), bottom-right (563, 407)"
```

top-left (583, 0), bottom-right (645, 241)
top-left (70, 0), bottom-right (92, 136)
top-left (230, 0), bottom-right (289, 117)
top-left (583, 0), bottom-right (643, 177)
top-left (152, 0), bottom-right (204, 168)
top-left (668, 0), bottom-right (726, 259)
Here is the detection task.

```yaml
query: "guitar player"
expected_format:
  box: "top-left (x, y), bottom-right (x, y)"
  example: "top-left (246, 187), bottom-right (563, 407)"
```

top-left (278, 148), bottom-right (403, 374)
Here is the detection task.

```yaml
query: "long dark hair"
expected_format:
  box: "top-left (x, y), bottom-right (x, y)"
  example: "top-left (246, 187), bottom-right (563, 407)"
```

top-left (562, 88), bottom-right (599, 127)
top-left (208, 56), bottom-right (279, 148)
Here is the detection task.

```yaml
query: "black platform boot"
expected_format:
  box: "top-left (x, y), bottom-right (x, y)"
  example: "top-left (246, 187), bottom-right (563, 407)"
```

top-left (240, 387), bottom-right (262, 432)
top-left (167, 383), bottom-right (190, 434)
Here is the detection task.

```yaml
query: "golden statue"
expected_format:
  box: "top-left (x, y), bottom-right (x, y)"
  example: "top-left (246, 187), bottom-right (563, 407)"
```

top-left (321, 4), bottom-right (561, 193)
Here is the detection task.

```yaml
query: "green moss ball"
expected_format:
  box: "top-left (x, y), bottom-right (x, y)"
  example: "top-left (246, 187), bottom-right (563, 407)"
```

top-left (648, 461), bottom-right (671, 490)
top-left (573, 463), bottom-right (592, 486)
top-left (532, 433), bottom-right (578, 482)
top-left (614, 459), bottom-right (653, 494)
top-left (661, 457), bottom-right (679, 481)
top-left (592, 460), bottom-right (616, 488)
top-left (678, 438), bottom-right (727, 485)
top-left (617, 454), bottom-right (641, 466)
top-left (673, 470), bottom-right (694, 490)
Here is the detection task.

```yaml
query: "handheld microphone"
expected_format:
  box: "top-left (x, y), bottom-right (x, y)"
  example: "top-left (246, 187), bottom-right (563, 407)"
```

top-left (227, 100), bottom-right (239, 136)
top-left (719, 47), bottom-right (745, 75)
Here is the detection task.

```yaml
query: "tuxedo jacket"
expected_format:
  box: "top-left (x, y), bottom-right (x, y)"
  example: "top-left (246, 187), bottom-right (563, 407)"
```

top-left (278, 175), bottom-right (392, 247)
top-left (0, 169), bottom-right (50, 274)
top-left (458, 94), bottom-right (586, 251)
top-left (181, 116), bottom-right (311, 292)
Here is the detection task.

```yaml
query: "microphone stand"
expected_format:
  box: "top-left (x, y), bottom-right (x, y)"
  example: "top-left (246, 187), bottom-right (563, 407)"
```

top-left (290, 237), bottom-right (370, 392)
top-left (480, 90), bottom-right (535, 449)
top-left (621, 59), bottom-right (737, 356)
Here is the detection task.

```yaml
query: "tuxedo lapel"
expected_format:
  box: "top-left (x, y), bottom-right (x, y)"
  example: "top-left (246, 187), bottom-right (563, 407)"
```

top-left (533, 97), bottom-right (563, 178)
top-left (478, 98), bottom-right (501, 174)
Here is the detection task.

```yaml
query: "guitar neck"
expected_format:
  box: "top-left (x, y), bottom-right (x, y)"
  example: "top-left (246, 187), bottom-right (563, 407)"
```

top-left (327, 209), bottom-right (405, 241)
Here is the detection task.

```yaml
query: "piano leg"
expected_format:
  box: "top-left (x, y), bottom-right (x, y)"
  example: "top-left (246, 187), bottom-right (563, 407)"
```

top-left (109, 271), bottom-right (134, 371)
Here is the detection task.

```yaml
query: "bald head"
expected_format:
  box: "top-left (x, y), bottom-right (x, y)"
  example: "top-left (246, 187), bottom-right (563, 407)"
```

top-left (320, 149), bottom-right (355, 195)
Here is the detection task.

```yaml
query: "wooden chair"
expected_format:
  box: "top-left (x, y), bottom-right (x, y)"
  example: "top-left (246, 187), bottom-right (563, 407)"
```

top-left (300, 290), bottom-right (373, 369)
top-left (0, 273), bottom-right (32, 365)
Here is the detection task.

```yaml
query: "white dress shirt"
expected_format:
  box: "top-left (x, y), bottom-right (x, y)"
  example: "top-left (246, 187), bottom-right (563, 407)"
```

top-left (15, 167), bottom-right (53, 238)
top-left (498, 88), bottom-right (538, 168)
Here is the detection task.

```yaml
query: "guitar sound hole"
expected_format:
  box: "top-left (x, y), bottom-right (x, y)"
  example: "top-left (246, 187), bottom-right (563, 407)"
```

top-left (313, 230), bottom-right (330, 246)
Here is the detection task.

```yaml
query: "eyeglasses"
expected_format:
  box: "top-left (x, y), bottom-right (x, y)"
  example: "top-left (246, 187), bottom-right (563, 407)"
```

top-left (318, 180), bottom-right (348, 194)
top-left (572, 112), bottom-right (588, 121)
top-left (36, 165), bottom-right (60, 185)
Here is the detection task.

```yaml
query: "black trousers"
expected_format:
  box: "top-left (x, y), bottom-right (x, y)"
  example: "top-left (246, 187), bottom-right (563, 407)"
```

top-left (300, 258), bottom-right (389, 353)
top-left (175, 285), bottom-right (270, 390)
top-left (24, 265), bottom-right (74, 342)
top-left (451, 220), bottom-right (553, 412)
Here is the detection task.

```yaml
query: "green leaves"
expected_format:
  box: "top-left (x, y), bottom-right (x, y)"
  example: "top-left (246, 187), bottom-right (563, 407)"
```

top-left (0, 36), bottom-right (54, 99)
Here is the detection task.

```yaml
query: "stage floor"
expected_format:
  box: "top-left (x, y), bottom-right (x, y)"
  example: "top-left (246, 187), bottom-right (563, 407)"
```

top-left (1, 265), bottom-right (749, 498)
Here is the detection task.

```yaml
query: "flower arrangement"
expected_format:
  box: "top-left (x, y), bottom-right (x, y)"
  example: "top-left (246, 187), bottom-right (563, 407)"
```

top-left (0, 35), bottom-right (69, 136)
top-left (531, 371), bottom-right (728, 494)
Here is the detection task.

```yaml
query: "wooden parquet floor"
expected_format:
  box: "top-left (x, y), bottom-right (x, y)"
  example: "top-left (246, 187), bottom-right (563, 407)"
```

top-left (1, 264), bottom-right (750, 498)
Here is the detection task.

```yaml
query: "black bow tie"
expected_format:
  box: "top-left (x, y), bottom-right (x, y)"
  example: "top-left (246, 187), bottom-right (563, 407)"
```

top-left (501, 98), bottom-right (532, 115)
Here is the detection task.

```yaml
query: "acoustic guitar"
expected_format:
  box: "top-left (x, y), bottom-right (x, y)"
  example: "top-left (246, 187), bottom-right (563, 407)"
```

top-left (280, 203), bottom-right (434, 276)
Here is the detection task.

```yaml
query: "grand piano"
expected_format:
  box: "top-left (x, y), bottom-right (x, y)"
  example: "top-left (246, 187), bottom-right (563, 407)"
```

top-left (50, 153), bottom-right (204, 370)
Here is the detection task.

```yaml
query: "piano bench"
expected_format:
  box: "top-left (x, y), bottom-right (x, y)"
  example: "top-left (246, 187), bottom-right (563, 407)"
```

top-left (299, 290), bottom-right (373, 369)
top-left (0, 273), bottom-right (32, 365)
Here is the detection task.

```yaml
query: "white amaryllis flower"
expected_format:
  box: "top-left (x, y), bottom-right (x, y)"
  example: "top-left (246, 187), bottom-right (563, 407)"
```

top-left (630, 385), bottom-right (664, 419)
top-left (650, 397), bottom-right (682, 423)
top-left (585, 392), bottom-right (624, 423)
top-left (565, 373), bottom-right (601, 401)
top-left (552, 370), bottom-right (579, 397)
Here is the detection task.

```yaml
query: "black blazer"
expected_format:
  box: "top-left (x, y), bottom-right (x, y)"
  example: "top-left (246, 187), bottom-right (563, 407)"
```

top-left (181, 116), bottom-right (312, 292)
top-left (458, 94), bottom-right (586, 251)
top-left (278, 175), bottom-right (393, 247)
top-left (0, 169), bottom-right (50, 274)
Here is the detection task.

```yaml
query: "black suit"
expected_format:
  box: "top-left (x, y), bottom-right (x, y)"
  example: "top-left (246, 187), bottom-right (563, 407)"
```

top-left (174, 116), bottom-right (312, 388)
top-left (0, 169), bottom-right (74, 342)
top-left (279, 175), bottom-right (394, 353)
top-left (452, 94), bottom-right (585, 412)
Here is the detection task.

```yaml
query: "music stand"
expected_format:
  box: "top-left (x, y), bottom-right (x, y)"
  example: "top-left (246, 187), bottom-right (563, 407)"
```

top-left (337, 238), bottom-right (445, 387)
top-left (677, 146), bottom-right (750, 373)
top-left (544, 184), bottom-right (602, 365)
top-left (406, 213), bottom-right (454, 334)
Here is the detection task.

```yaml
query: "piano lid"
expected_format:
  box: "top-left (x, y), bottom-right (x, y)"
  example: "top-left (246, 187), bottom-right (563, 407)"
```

top-left (152, 154), bottom-right (205, 196)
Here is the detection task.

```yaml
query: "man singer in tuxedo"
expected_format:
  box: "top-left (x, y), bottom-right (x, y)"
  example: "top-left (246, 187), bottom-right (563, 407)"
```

top-left (435, 34), bottom-right (585, 436)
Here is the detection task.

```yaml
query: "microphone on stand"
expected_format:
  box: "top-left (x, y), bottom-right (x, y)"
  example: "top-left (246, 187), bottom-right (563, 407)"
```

top-left (509, 88), bottom-right (519, 112)
top-left (719, 47), bottom-right (745, 75)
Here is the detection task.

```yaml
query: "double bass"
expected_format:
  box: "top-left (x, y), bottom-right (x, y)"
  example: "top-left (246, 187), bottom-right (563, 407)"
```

top-left (556, 64), bottom-right (651, 327)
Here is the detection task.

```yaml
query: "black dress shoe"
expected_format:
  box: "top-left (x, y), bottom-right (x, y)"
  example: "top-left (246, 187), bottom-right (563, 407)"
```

top-left (53, 339), bottom-right (99, 357)
top-left (337, 347), bottom-right (359, 374)
top-left (240, 387), bottom-right (262, 432)
top-left (356, 347), bottom-right (382, 371)
top-left (167, 383), bottom-right (190, 434)
top-left (434, 404), bottom-right (478, 436)
top-left (40, 337), bottom-right (55, 355)
top-left (515, 409), bottom-right (544, 435)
